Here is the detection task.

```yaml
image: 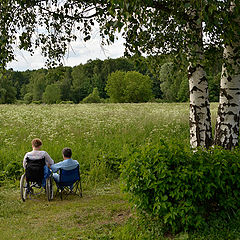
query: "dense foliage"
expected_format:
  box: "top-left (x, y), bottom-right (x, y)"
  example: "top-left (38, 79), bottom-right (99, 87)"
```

top-left (82, 87), bottom-right (102, 103)
top-left (121, 140), bottom-right (240, 232)
top-left (3, 54), bottom-right (222, 104)
top-left (159, 62), bottom-right (188, 102)
top-left (0, 71), bottom-right (17, 103)
top-left (106, 71), bottom-right (153, 103)
top-left (1, 1), bottom-right (239, 67)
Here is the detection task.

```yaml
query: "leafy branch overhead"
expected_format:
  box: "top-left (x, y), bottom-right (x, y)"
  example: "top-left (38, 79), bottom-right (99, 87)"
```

top-left (1, 1), bottom-right (240, 68)
top-left (1, 0), bottom-right (240, 149)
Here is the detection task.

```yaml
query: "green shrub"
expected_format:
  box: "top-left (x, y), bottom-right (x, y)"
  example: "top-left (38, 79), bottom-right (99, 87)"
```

top-left (0, 171), bottom-right (5, 186)
top-left (85, 152), bottom-right (126, 186)
top-left (106, 71), bottom-right (153, 103)
top-left (97, 152), bottom-right (125, 176)
top-left (82, 88), bottom-right (102, 103)
top-left (31, 100), bottom-right (42, 104)
top-left (15, 100), bottom-right (26, 105)
top-left (23, 93), bottom-right (33, 104)
top-left (59, 101), bottom-right (74, 104)
top-left (121, 140), bottom-right (240, 233)
top-left (42, 84), bottom-right (61, 104)
top-left (4, 161), bottom-right (23, 180)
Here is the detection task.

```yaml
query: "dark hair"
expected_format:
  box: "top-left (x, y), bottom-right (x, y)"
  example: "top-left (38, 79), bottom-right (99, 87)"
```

top-left (32, 138), bottom-right (42, 148)
top-left (62, 147), bottom-right (72, 158)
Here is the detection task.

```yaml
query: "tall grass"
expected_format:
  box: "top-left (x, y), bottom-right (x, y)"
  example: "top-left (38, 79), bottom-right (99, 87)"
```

top-left (3, 102), bottom-right (238, 240)
top-left (0, 103), bottom-right (218, 185)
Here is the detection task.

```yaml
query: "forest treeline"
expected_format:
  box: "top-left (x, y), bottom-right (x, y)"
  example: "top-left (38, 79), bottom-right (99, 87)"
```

top-left (1, 53), bottom-right (221, 104)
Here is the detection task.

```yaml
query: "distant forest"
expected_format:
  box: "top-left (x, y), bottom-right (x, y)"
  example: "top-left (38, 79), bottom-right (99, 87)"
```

top-left (1, 53), bottom-right (222, 104)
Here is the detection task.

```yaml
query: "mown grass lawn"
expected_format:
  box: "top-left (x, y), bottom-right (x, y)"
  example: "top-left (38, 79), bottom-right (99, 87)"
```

top-left (0, 182), bottom-right (131, 240)
top-left (1, 182), bottom-right (240, 240)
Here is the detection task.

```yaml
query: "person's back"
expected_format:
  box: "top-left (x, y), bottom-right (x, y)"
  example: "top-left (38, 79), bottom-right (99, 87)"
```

top-left (51, 147), bottom-right (79, 183)
top-left (23, 138), bottom-right (54, 187)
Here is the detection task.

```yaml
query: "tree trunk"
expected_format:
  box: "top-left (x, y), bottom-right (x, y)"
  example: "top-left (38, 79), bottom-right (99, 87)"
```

top-left (187, 9), bottom-right (212, 149)
top-left (189, 63), bottom-right (212, 149)
top-left (214, 1), bottom-right (240, 149)
top-left (214, 45), bottom-right (240, 149)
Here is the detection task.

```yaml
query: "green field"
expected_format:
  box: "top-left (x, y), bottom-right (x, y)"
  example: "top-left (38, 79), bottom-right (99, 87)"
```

top-left (0, 102), bottom-right (197, 184)
top-left (2, 103), bottom-right (240, 240)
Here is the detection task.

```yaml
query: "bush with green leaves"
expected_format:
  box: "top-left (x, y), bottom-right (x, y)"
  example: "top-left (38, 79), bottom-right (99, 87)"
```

top-left (23, 92), bottom-right (33, 104)
top-left (31, 100), bottom-right (42, 104)
top-left (0, 171), bottom-right (5, 186)
top-left (208, 72), bottom-right (220, 102)
top-left (82, 87), bottom-right (102, 103)
top-left (121, 140), bottom-right (240, 232)
top-left (97, 151), bottom-right (125, 176)
top-left (42, 84), bottom-right (61, 104)
top-left (4, 161), bottom-right (23, 180)
top-left (59, 100), bottom-right (74, 104)
top-left (0, 72), bottom-right (17, 104)
top-left (106, 71), bottom-right (153, 103)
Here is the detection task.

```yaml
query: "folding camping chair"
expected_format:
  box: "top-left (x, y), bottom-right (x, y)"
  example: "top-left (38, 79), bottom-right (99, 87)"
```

top-left (55, 165), bottom-right (82, 200)
top-left (20, 157), bottom-right (53, 201)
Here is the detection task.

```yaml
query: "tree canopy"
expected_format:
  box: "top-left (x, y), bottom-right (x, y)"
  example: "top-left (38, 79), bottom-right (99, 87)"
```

top-left (3, 54), bottom-right (221, 104)
top-left (1, 1), bottom-right (239, 69)
top-left (106, 70), bottom-right (153, 103)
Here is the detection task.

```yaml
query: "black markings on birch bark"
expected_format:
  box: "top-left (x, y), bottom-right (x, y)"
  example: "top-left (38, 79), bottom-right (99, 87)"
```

top-left (187, 8), bottom-right (212, 149)
top-left (214, 45), bottom-right (240, 149)
top-left (189, 64), bottom-right (212, 149)
top-left (214, 1), bottom-right (240, 149)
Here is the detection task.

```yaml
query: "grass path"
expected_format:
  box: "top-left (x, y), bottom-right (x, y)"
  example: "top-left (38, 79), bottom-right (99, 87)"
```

top-left (1, 182), bottom-right (240, 240)
top-left (0, 183), bottom-right (131, 240)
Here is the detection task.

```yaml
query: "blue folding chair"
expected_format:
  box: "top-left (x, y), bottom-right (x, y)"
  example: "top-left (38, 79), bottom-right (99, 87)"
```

top-left (56, 165), bottom-right (83, 200)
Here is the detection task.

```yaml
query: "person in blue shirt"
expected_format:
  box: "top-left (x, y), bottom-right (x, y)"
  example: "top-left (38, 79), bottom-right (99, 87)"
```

top-left (51, 147), bottom-right (79, 183)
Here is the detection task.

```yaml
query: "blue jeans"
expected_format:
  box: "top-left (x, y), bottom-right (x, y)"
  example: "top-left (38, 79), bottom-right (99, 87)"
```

top-left (42, 165), bottom-right (51, 187)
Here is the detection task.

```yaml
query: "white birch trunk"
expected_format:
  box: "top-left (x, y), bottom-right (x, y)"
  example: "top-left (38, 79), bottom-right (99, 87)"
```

top-left (187, 8), bottom-right (212, 149)
top-left (189, 63), bottom-right (212, 148)
top-left (214, 1), bottom-right (240, 149)
top-left (214, 45), bottom-right (240, 149)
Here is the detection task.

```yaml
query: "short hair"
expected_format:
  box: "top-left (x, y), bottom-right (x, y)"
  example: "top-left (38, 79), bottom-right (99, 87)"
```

top-left (62, 147), bottom-right (72, 158)
top-left (32, 138), bottom-right (42, 148)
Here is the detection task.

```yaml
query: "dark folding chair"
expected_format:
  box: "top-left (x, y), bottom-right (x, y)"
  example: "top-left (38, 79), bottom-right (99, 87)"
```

top-left (56, 165), bottom-right (83, 200)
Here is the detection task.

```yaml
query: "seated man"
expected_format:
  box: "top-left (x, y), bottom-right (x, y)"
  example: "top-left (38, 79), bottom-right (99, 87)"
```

top-left (23, 138), bottom-right (54, 187)
top-left (51, 147), bottom-right (79, 184)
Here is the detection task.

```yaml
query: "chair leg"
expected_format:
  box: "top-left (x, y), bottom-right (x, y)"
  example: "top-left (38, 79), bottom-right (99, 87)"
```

top-left (74, 181), bottom-right (82, 197)
top-left (55, 180), bottom-right (82, 199)
top-left (79, 174), bottom-right (83, 197)
top-left (79, 179), bottom-right (83, 197)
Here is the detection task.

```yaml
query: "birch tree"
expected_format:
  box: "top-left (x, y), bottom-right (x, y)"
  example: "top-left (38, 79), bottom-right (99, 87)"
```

top-left (1, 0), bottom-right (240, 149)
top-left (98, 0), bottom-right (240, 149)
top-left (214, 1), bottom-right (240, 149)
top-left (186, 8), bottom-right (212, 148)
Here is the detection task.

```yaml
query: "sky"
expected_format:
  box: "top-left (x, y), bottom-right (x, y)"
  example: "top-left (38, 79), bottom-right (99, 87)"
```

top-left (7, 33), bottom-right (126, 72)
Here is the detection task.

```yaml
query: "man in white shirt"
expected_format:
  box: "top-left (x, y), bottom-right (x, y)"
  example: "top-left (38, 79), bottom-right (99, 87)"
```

top-left (23, 138), bottom-right (54, 187)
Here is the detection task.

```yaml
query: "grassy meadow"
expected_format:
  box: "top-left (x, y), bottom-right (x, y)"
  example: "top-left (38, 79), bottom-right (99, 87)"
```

top-left (0, 102), bottom-right (198, 185)
top-left (3, 102), bottom-right (239, 240)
